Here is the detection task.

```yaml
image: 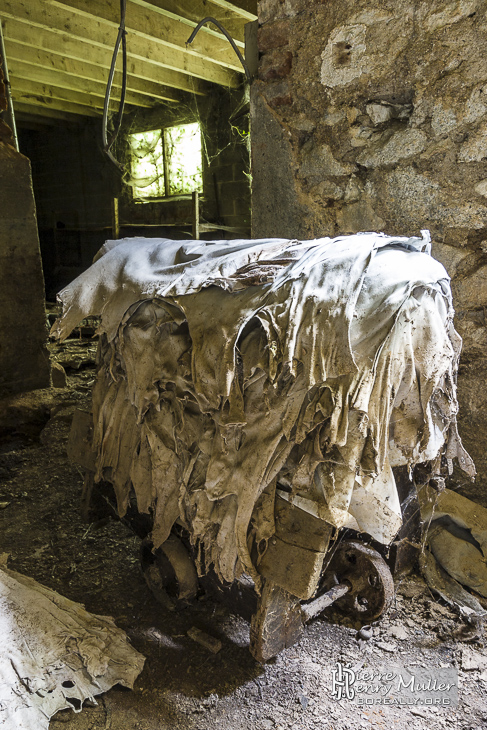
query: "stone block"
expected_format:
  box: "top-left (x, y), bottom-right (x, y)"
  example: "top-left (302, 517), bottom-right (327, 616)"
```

top-left (298, 141), bottom-right (355, 179)
top-left (366, 103), bottom-right (393, 125)
top-left (51, 362), bottom-right (67, 389)
top-left (356, 129), bottom-right (427, 168)
top-left (336, 198), bottom-right (385, 233)
top-left (452, 265), bottom-right (487, 310)
top-left (214, 164), bottom-right (236, 184)
top-left (259, 49), bottom-right (293, 82)
top-left (458, 124), bottom-right (487, 162)
top-left (218, 179), bottom-right (251, 203)
top-left (310, 180), bottom-right (344, 201)
top-left (258, 19), bottom-right (289, 52)
top-left (233, 195), bottom-right (252, 217)
top-left (475, 179), bottom-right (487, 197)
top-left (266, 88), bottom-right (293, 108)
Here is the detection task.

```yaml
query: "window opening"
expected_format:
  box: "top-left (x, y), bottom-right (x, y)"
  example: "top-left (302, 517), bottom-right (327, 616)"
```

top-left (129, 122), bottom-right (203, 199)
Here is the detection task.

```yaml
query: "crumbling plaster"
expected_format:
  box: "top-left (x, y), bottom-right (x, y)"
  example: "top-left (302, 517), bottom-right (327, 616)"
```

top-left (251, 0), bottom-right (487, 504)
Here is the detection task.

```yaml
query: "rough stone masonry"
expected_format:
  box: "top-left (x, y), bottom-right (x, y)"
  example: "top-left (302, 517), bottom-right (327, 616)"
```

top-left (251, 0), bottom-right (487, 506)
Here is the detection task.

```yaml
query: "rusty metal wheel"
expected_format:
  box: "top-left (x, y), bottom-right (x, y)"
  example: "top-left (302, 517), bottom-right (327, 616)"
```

top-left (141, 534), bottom-right (199, 604)
top-left (320, 540), bottom-right (394, 622)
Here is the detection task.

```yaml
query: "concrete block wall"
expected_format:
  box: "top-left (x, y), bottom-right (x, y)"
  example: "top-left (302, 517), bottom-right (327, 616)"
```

top-left (251, 0), bottom-right (487, 504)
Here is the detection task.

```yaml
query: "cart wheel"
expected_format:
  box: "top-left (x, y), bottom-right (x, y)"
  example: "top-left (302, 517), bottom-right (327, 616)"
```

top-left (320, 540), bottom-right (394, 622)
top-left (141, 534), bottom-right (199, 604)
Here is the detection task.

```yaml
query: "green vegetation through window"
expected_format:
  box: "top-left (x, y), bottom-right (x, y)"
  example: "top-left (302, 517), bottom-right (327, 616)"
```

top-left (129, 122), bottom-right (203, 199)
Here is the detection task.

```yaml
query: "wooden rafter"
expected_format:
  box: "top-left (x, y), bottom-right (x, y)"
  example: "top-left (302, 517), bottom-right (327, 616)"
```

top-left (0, 0), bottom-right (241, 86)
top-left (50, 0), bottom-right (246, 63)
top-left (10, 76), bottom-right (151, 112)
top-left (12, 93), bottom-right (101, 116)
top-left (141, 0), bottom-right (257, 23)
top-left (6, 46), bottom-right (181, 105)
top-left (13, 99), bottom-right (95, 120)
top-left (14, 112), bottom-right (57, 127)
top-left (0, 17), bottom-right (207, 99)
top-left (129, 0), bottom-right (247, 46)
top-left (0, 0), bottom-right (251, 120)
top-left (3, 17), bottom-right (206, 97)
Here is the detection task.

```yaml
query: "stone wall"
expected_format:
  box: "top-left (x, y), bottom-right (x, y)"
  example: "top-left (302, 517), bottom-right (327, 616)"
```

top-left (251, 0), bottom-right (487, 503)
top-left (0, 67), bottom-right (49, 397)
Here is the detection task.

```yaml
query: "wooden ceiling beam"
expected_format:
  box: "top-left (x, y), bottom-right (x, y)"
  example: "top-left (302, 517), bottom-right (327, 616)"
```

top-left (10, 76), bottom-right (151, 113)
top-left (50, 0), bottom-right (243, 69)
top-left (129, 0), bottom-right (246, 47)
top-left (13, 99), bottom-right (95, 121)
top-left (15, 114), bottom-right (57, 128)
top-left (143, 0), bottom-right (257, 44)
top-left (6, 44), bottom-right (180, 105)
top-left (201, 0), bottom-right (257, 21)
top-left (13, 93), bottom-right (100, 116)
top-left (209, 0), bottom-right (257, 17)
top-left (3, 17), bottom-right (206, 96)
top-left (0, 0), bottom-right (241, 86)
top-left (138, 1), bottom-right (250, 43)
top-left (8, 58), bottom-right (163, 111)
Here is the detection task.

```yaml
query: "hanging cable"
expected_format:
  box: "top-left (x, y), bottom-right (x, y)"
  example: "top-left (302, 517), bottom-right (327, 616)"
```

top-left (103, 11), bottom-right (249, 173)
top-left (102, 0), bottom-right (127, 172)
top-left (186, 17), bottom-right (251, 83)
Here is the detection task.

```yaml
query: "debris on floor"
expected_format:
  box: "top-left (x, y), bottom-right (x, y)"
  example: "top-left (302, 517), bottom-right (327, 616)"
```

top-left (0, 556), bottom-right (145, 730)
top-left (0, 370), bottom-right (486, 728)
top-left (187, 627), bottom-right (222, 654)
top-left (51, 361), bottom-right (67, 389)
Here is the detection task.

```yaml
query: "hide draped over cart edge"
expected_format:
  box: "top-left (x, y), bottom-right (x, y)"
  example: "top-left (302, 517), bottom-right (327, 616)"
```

top-left (52, 231), bottom-right (475, 661)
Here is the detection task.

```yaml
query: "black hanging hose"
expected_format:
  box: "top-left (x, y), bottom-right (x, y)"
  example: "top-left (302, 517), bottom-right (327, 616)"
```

top-left (186, 17), bottom-right (251, 83)
top-left (102, 0), bottom-right (127, 172)
top-left (102, 10), bottom-right (250, 172)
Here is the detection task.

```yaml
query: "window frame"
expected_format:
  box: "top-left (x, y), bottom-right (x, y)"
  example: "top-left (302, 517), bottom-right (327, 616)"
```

top-left (128, 121), bottom-right (203, 202)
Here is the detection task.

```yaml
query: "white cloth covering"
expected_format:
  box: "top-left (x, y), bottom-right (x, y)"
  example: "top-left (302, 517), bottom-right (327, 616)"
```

top-left (52, 231), bottom-right (474, 586)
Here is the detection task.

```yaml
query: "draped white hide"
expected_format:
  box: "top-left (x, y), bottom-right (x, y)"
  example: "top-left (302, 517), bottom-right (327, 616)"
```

top-left (52, 231), bottom-right (474, 586)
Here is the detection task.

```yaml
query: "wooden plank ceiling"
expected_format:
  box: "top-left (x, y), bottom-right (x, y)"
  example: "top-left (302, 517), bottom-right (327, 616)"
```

top-left (0, 0), bottom-right (257, 125)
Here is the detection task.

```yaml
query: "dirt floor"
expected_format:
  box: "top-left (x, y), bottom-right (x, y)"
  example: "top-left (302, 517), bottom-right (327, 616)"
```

top-left (1, 341), bottom-right (486, 730)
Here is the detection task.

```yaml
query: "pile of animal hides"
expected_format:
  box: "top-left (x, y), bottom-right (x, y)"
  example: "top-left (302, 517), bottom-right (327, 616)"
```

top-left (0, 556), bottom-right (145, 729)
top-left (51, 231), bottom-right (475, 589)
